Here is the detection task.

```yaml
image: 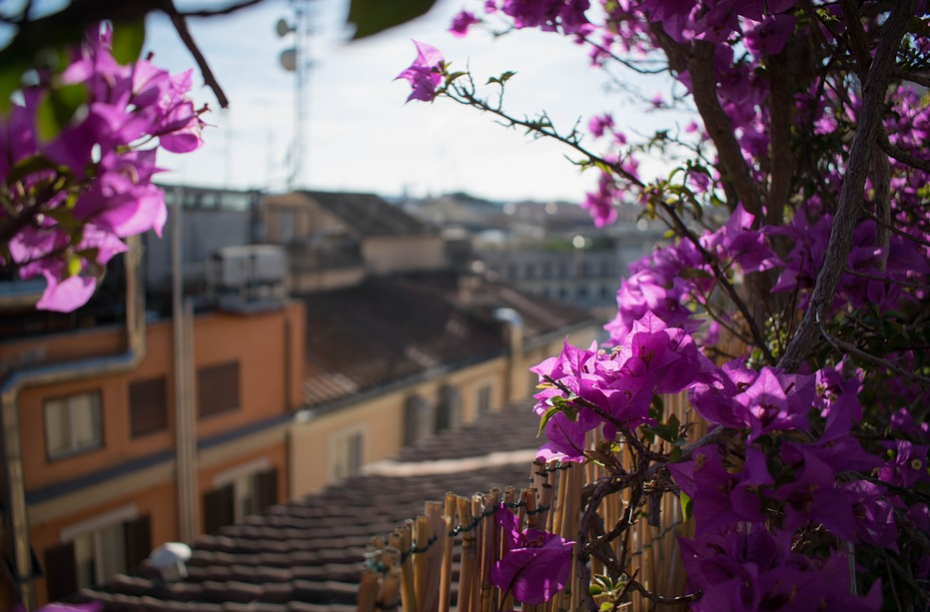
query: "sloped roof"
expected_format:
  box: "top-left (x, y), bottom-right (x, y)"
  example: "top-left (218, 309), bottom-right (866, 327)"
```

top-left (300, 192), bottom-right (431, 238)
top-left (75, 402), bottom-right (543, 612)
top-left (300, 272), bottom-right (596, 410)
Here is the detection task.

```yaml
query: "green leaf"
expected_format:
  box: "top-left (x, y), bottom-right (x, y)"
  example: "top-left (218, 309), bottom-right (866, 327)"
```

top-left (588, 585), bottom-right (604, 596)
top-left (680, 491), bottom-right (693, 521)
top-left (35, 83), bottom-right (88, 142)
top-left (537, 398), bottom-right (577, 436)
top-left (111, 20), bottom-right (146, 65)
top-left (7, 154), bottom-right (66, 185)
top-left (679, 267), bottom-right (713, 280)
top-left (598, 603), bottom-right (612, 612)
top-left (0, 58), bottom-right (28, 117)
top-left (65, 253), bottom-right (83, 278)
top-left (538, 405), bottom-right (562, 437)
top-left (648, 395), bottom-right (664, 422)
top-left (667, 413), bottom-right (680, 441)
top-left (347, 0), bottom-right (439, 39)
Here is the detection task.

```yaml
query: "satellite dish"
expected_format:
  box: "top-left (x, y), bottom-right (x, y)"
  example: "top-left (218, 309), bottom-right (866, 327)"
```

top-left (276, 18), bottom-right (294, 37)
top-left (279, 48), bottom-right (297, 72)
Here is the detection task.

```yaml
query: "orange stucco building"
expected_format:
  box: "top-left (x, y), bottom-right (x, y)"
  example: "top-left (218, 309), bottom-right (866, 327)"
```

top-left (0, 301), bottom-right (304, 607)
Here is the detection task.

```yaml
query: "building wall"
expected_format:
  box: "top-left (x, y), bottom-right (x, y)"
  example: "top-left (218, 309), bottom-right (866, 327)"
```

top-left (30, 480), bottom-right (178, 607)
top-left (362, 236), bottom-right (447, 274)
top-left (288, 321), bottom-right (600, 498)
top-left (289, 357), bottom-right (508, 497)
top-left (1, 301), bottom-right (304, 606)
top-left (12, 303), bottom-right (303, 492)
top-left (262, 195), bottom-right (344, 243)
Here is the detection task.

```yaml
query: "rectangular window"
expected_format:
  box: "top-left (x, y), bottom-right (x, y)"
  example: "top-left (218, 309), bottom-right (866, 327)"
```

top-left (477, 384), bottom-right (492, 415)
top-left (203, 467), bottom-right (278, 533)
top-left (330, 429), bottom-right (365, 481)
top-left (45, 391), bottom-right (102, 460)
top-left (197, 362), bottom-right (240, 419)
top-left (129, 377), bottom-right (168, 437)
top-left (47, 512), bottom-right (150, 601)
top-left (73, 522), bottom-right (125, 589)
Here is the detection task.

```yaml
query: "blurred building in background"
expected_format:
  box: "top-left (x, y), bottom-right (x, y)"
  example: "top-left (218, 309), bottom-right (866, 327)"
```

top-left (0, 185), bottom-right (604, 607)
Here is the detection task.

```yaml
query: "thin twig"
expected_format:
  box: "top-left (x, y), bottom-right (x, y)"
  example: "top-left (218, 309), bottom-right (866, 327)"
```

top-left (626, 578), bottom-right (702, 605)
top-left (176, 0), bottom-right (264, 18)
top-left (166, 0), bottom-right (229, 108)
top-left (844, 267), bottom-right (930, 292)
top-left (817, 320), bottom-right (930, 387)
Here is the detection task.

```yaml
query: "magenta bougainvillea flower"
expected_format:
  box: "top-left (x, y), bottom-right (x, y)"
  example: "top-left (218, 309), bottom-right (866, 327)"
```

top-left (489, 504), bottom-right (574, 604)
top-left (396, 40), bottom-right (444, 102)
top-left (449, 10), bottom-right (480, 37)
top-left (680, 523), bottom-right (882, 612)
top-left (1, 24), bottom-right (204, 312)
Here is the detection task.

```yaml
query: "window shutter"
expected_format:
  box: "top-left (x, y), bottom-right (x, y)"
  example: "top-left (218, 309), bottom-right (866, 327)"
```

top-left (436, 385), bottom-right (462, 433)
top-left (129, 378), bottom-right (169, 437)
top-left (198, 362), bottom-right (241, 419)
top-left (44, 541), bottom-right (77, 602)
top-left (404, 395), bottom-right (433, 446)
top-left (123, 514), bottom-right (152, 570)
top-left (203, 485), bottom-right (234, 533)
top-left (257, 468), bottom-right (279, 510)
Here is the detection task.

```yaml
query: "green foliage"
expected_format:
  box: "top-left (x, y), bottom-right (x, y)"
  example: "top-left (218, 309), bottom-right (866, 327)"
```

top-left (347, 0), bottom-right (439, 39)
top-left (110, 19), bottom-right (146, 64)
top-left (36, 83), bottom-right (88, 142)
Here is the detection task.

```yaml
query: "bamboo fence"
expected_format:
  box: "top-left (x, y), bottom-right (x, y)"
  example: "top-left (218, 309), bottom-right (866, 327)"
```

top-left (357, 392), bottom-right (704, 612)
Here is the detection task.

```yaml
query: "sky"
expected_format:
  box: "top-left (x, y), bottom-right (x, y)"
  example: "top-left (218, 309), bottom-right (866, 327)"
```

top-left (140, 0), bottom-right (685, 203)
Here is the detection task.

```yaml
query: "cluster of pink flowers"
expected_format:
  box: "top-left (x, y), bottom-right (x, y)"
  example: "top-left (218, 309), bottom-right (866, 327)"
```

top-left (398, 1), bottom-right (930, 610)
top-left (1, 25), bottom-right (204, 311)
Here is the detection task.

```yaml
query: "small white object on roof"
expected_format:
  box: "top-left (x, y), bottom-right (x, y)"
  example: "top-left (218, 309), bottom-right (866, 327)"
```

top-left (149, 542), bottom-right (192, 580)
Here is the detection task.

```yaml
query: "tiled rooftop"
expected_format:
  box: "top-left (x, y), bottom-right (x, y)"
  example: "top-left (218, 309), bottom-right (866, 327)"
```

top-left (76, 401), bottom-right (542, 612)
top-left (300, 192), bottom-right (430, 238)
top-left (301, 272), bottom-right (595, 410)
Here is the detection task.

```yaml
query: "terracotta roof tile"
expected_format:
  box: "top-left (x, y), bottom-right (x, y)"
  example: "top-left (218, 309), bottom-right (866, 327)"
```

top-left (300, 272), bottom-right (594, 411)
top-left (75, 403), bottom-right (542, 612)
top-left (299, 192), bottom-right (429, 238)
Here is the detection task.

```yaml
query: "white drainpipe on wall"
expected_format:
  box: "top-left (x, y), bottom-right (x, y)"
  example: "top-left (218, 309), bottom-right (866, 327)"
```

top-left (0, 236), bottom-right (146, 610)
top-left (171, 186), bottom-right (199, 542)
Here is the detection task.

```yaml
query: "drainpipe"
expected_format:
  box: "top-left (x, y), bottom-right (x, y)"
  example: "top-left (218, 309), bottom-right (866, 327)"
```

top-left (493, 307), bottom-right (524, 404)
top-left (172, 187), bottom-right (199, 542)
top-left (0, 236), bottom-right (146, 610)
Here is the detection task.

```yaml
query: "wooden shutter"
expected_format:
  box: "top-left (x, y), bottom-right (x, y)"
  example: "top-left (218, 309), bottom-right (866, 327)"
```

top-left (257, 468), bottom-right (279, 510)
top-left (203, 485), bottom-right (234, 534)
top-left (123, 514), bottom-right (152, 570)
top-left (197, 362), bottom-right (240, 419)
top-left (44, 542), bottom-right (77, 602)
top-left (129, 378), bottom-right (168, 437)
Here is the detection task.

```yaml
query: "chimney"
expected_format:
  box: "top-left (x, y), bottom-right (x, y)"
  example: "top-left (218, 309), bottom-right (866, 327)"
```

top-left (493, 307), bottom-right (524, 403)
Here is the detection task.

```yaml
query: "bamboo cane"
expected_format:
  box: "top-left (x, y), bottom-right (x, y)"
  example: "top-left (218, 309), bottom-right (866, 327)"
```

top-left (438, 492), bottom-right (457, 612)
top-left (379, 566), bottom-right (403, 612)
top-left (391, 523), bottom-right (419, 612)
top-left (523, 487), bottom-right (538, 529)
top-left (358, 570), bottom-right (381, 612)
top-left (457, 495), bottom-right (478, 612)
top-left (479, 490), bottom-right (500, 612)
top-left (424, 500), bottom-right (445, 612)
top-left (414, 514), bottom-right (431, 611)
top-left (379, 547), bottom-right (402, 612)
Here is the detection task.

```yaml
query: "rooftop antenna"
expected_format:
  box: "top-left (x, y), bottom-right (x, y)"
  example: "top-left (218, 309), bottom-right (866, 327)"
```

top-left (277, 0), bottom-right (316, 191)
